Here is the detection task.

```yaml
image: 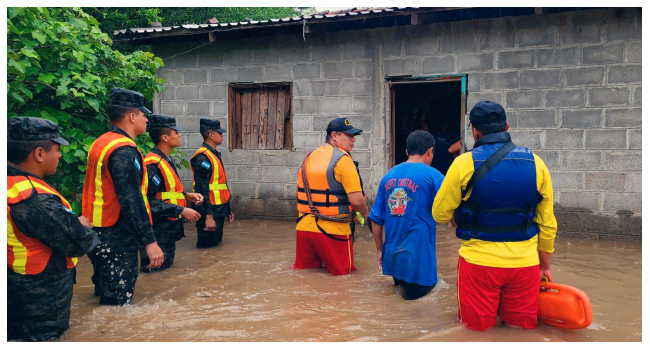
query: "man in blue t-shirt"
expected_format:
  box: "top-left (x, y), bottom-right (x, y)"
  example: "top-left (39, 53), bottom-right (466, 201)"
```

top-left (369, 130), bottom-right (445, 300)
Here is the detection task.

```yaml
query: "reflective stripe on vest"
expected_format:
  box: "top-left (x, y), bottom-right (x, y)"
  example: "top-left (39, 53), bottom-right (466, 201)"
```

top-left (296, 144), bottom-right (353, 216)
top-left (454, 142), bottom-right (542, 242)
top-left (191, 147), bottom-right (230, 205)
top-left (7, 176), bottom-right (78, 275)
top-left (145, 152), bottom-right (186, 221)
top-left (82, 132), bottom-right (152, 227)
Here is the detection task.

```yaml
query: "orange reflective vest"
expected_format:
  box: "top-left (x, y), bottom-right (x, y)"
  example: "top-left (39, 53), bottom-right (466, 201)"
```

top-left (296, 144), bottom-right (353, 216)
top-left (191, 147), bottom-right (230, 205)
top-left (145, 152), bottom-right (186, 221)
top-left (7, 175), bottom-right (78, 275)
top-left (82, 132), bottom-right (152, 227)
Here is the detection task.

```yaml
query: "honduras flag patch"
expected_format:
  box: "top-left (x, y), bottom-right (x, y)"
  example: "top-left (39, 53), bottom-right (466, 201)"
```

top-left (133, 157), bottom-right (141, 171)
top-left (152, 174), bottom-right (161, 186)
top-left (200, 161), bottom-right (211, 170)
top-left (63, 206), bottom-right (76, 215)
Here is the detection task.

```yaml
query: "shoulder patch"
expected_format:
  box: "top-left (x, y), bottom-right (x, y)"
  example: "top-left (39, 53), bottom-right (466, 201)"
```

top-left (133, 157), bottom-right (141, 171)
top-left (200, 160), bottom-right (211, 170)
top-left (152, 174), bottom-right (161, 186)
top-left (63, 206), bottom-right (76, 215)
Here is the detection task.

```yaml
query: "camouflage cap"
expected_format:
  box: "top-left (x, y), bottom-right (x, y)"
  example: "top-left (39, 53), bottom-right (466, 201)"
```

top-left (107, 87), bottom-right (152, 114)
top-left (199, 118), bottom-right (226, 133)
top-left (7, 117), bottom-right (69, 146)
top-left (147, 114), bottom-right (182, 132)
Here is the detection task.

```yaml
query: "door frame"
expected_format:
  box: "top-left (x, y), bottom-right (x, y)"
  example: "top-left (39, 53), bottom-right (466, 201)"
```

top-left (384, 73), bottom-right (469, 168)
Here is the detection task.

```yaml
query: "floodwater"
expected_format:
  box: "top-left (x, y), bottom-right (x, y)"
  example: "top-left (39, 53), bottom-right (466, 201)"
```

top-left (61, 219), bottom-right (641, 342)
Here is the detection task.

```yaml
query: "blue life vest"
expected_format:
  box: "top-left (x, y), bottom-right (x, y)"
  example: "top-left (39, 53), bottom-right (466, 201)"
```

top-left (455, 132), bottom-right (542, 242)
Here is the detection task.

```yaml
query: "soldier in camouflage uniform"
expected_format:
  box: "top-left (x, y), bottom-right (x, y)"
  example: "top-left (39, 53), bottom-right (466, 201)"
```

top-left (190, 119), bottom-right (234, 248)
top-left (141, 115), bottom-right (204, 272)
top-left (7, 117), bottom-right (99, 341)
top-left (82, 88), bottom-right (164, 305)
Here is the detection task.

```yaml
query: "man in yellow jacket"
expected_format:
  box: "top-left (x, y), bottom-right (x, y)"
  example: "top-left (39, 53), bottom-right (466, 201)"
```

top-left (432, 101), bottom-right (557, 331)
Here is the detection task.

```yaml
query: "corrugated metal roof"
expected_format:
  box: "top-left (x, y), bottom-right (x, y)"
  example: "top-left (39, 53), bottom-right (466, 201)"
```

top-left (113, 7), bottom-right (417, 37)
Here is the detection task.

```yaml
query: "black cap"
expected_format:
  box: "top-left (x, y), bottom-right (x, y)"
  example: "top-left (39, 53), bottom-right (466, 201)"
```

top-left (469, 101), bottom-right (507, 125)
top-left (147, 114), bottom-right (182, 132)
top-left (326, 117), bottom-right (362, 136)
top-left (7, 117), bottom-right (69, 146)
top-left (200, 118), bottom-right (226, 133)
top-left (107, 87), bottom-right (152, 114)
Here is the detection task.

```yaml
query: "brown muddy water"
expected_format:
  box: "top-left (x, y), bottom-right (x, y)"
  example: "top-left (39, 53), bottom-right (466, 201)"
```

top-left (61, 219), bottom-right (641, 342)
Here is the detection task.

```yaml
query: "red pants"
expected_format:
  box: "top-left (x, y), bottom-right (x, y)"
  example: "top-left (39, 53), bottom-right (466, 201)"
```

top-left (292, 230), bottom-right (356, 276)
top-left (457, 256), bottom-right (539, 331)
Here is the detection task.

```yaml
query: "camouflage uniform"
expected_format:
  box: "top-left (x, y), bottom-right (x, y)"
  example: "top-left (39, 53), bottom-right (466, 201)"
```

top-left (86, 88), bottom-right (157, 305)
top-left (7, 117), bottom-right (98, 341)
top-left (141, 146), bottom-right (185, 272)
top-left (191, 119), bottom-right (231, 248)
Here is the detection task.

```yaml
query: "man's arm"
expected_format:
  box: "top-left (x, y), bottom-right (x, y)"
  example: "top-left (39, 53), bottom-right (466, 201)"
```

top-left (190, 153), bottom-right (215, 216)
top-left (10, 195), bottom-right (98, 257)
top-left (432, 153), bottom-right (474, 224)
top-left (348, 192), bottom-right (368, 220)
top-left (368, 184), bottom-right (387, 269)
top-left (533, 154), bottom-right (557, 281)
top-left (336, 156), bottom-right (368, 219)
top-left (109, 147), bottom-right (163, 268)
top-left (109, 147), bottom-right (157, 246)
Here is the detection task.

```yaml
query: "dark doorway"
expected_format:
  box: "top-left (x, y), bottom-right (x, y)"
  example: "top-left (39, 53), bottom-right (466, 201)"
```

top-left (387, 75), bottom-right (468, 175)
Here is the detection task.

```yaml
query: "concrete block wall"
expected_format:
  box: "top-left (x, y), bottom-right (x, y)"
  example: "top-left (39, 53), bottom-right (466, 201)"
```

top-left (153, 8), bottom-right (641, 239)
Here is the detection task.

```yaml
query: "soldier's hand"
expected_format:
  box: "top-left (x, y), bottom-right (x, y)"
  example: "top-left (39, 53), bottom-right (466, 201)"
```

top-left (227, 212), bottom-right (235, 224)
top-left (79, 216), bottom-right (93, 228)
top-left (186, 192), bottom-right (204, 206)
top-left (145, 242), bottom-right (164, 268)
top-left (205, 215), bottom-right (216, 231)
top-left (181, 208), bottom-right (201, 224)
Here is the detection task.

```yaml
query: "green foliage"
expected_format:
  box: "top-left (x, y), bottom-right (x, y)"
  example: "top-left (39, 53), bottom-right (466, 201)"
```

top-left (157, 7), bottom-right (310, 26)
top-left (7, 7), bottom-right (165, 209)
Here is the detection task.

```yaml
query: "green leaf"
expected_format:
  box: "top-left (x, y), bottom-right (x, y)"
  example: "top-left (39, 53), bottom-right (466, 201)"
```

top-left (31, 31), bottom-right (47, 44)
top-left (86, 97), bottom-right (100, 112)
top-left (10, 91), bottom-right (25, 104)
top-left (20, 47), bottom-right (39, 59)
top-left (8, 58), bottom-right (27, 74)
top-left (38, 72), bottom-right (56, 85)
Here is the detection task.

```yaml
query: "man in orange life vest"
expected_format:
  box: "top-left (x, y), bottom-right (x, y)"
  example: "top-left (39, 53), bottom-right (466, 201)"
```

top-left (142, 115), bottom-right (204, 272)
top-left (190, 118), bottom-right (234, 248)
top-left (82, 87), bottom-right (164, 305)
top-left (293, 117), bottom-right (369, 276)
top-left (7, 117), bottom-right (98, 341)
top-left (432, 101), bottom-right (557, 331)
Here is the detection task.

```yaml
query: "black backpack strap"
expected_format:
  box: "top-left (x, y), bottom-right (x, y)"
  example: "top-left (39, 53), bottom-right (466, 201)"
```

top-left (461, 141), bottom-right (517, 199)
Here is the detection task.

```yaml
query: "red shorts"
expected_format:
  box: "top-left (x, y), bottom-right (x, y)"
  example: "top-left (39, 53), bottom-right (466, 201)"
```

top-left (292, 230), bottom-right (356, 276)
top-left (457, 256), bottom-right (539, 331)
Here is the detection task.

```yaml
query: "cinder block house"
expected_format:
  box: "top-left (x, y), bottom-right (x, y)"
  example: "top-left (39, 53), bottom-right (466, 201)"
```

top-left (114, 7), bottom-right (642, 240)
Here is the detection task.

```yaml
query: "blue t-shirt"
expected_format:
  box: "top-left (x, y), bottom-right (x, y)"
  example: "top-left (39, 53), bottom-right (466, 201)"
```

top-left (369, 162), bottom-right (444, 286)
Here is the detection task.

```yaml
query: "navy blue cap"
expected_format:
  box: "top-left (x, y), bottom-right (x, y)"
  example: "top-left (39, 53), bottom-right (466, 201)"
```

top-left (108, 87), bottom-right (152, 114)
top-left (147, 114), bottom-right (181, 132)
top-left (326, 117), bottom-right (362, 136)
top-left (469, 101), bottom-right (507, 125)
top-left (200, 118), bottom-right (226, 134)
top-left (8, 117), bottom-right (69, 146)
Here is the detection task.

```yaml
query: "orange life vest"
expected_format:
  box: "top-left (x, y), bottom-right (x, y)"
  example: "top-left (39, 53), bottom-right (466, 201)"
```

top-left (145, 152), bottom-right (186, 221)
top-left (82, 132), bottom-right (152, 227)
top-left (191, 147), bottom-right (230, 205)
top-left (296, 144), bottom-right (353, 216)
top-left (7, 175), bottom-right (78, 275)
